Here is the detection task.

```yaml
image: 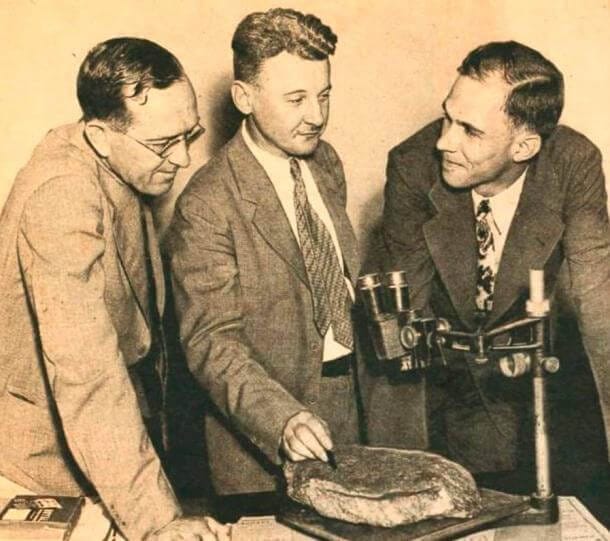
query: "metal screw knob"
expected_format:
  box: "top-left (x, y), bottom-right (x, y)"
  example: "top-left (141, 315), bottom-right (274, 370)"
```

top-left (542, 356), bottom-right (560, 373)
top-left (499, 352), bottom-right (531, 378)
top-left (400, 326), bottom-right (418, 349)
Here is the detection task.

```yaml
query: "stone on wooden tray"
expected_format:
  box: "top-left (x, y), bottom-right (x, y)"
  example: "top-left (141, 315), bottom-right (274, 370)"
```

top-left (284, 445), bottom-right (482, 527)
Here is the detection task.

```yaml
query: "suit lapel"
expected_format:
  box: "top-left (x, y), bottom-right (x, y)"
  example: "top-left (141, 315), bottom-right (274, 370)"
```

top-left (307, 157), bottom-right (360, 286)
top-left (488, 163), bottom-right (564, 326)
top-left (424, 159), bottom-right (565, 329)
top-left (97, 164), bottom-right (151, 325)
top-left (143, 204), bottom-right (165, 317)
top-left (424, 179), bottom-right (479, 329)
top-left (227, 133), bottom-right (308, 285)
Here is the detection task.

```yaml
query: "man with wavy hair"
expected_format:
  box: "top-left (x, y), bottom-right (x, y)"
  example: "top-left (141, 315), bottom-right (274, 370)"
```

top-left (167, 8), bottom-right (363, 494)
top-left (377, 41), bottom-right (610, 473)
top-left (0, 37), bottom-right (227, 540)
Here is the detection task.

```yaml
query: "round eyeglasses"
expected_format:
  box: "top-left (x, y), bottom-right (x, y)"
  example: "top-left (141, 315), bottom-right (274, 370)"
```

top-left (127, 123), bottom-right (205, 158)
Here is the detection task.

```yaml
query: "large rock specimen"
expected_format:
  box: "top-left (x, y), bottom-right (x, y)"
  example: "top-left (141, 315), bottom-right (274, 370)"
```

top-left (284, 445), bottom-right (482, 527)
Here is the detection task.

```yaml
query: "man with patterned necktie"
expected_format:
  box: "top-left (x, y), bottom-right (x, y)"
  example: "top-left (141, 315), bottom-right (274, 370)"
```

top-left (166, 8), bottom-right (362, 495)
top-left (375, 41), bottom-right (610, 474)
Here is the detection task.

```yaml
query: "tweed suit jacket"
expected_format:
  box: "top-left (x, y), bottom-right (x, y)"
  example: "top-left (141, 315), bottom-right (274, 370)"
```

top-left (379, 119), bottom-right (610, 457)
top-left (0, 123), bottom-right (180, 539)
top-left (167, 130), bottom-right (360, 494)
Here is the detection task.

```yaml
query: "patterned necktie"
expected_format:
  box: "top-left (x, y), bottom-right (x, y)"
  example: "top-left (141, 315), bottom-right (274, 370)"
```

top-left (475, 198), bottom-right (496, 313)
top-left (289, 158), bottom-right (354, 349)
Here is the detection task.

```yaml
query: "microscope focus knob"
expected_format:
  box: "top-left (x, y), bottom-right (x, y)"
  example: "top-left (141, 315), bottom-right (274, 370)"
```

top-left (542, 356), bottom-right (560, 374)
top-left (436, 318), bottom-right (451, 334)
top-left (499, 352), bottom-right (531, 377)
top-left (400, 326), bottom-right (419, 349)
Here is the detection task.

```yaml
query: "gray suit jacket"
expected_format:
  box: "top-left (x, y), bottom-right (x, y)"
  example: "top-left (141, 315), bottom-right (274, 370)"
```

top-left (379, 119), bottom-right (610, 458)
top-left (167, 131), bottom-right (360, 494)
top-left (0, 123), bottom-right (180, 539)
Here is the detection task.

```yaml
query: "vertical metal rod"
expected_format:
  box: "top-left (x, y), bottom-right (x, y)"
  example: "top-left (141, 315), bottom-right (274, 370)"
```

top-left (533, 370), bottom-right (552, 498)
top-left (532, 317), bottom-right (552, 500)
top-left (522, 270), bottom-right (558, 522)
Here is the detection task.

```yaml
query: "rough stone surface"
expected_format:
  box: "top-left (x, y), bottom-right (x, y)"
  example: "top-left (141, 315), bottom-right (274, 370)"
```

top-left (284, 445), bottom-right (482, 527)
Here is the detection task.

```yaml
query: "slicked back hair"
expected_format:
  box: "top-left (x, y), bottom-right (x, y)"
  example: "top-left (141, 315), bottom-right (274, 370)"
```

top-left (459, 41), bottom-right (564, 139)
top-left (232, 8), bottom-right (337, 84)
top-left (77, 37), bottom-right (185, 131)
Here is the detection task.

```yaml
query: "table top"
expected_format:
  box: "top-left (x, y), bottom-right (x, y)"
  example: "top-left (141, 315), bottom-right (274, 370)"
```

top-left (1, 490), bottom-right (607, 541)
top-left (184, 493), bottom-right (609, 541)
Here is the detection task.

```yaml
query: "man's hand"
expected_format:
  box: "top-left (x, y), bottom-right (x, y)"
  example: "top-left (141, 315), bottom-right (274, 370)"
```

top-left (281, 410), bottom-right (334, 462)
top-left (151, 516), bottom-right (231, 541)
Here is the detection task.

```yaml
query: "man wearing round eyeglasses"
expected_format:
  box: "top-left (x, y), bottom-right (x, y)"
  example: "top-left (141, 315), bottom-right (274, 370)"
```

top-left (0, 38), bottom-right (227, 540)
top-left (81, 52), bottom-right (205, 197)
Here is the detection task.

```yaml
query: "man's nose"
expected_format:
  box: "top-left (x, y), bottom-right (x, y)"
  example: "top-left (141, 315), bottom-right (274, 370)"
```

top-left (304, 98), bottom-right (324, 127)
top-left (167, 139), bottom-right (191, 168)
top-left (436, 122), bottom-right (457, 153)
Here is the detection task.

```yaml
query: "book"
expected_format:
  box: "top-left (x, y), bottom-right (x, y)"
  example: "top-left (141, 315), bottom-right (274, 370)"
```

top-left (0, 495), bottom-right (84, 540)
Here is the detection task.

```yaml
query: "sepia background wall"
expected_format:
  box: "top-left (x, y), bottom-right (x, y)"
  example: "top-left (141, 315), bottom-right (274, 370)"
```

top-left (1, 0), bottom-right (609, 245)
top-left (2, 0), bottom-right (610, 502)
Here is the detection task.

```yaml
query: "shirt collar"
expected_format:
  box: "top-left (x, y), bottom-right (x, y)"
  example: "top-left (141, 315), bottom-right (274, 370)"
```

top-left (472, 168), bottom-right (527, 208)
top-left (241, 121), bottom-right (294, 172)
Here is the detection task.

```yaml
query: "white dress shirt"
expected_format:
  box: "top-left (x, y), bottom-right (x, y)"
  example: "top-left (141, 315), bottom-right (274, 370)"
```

top-left (242, 123), bottom-right (353, 361)
top-left (471, 169), bottom-right (527, 274)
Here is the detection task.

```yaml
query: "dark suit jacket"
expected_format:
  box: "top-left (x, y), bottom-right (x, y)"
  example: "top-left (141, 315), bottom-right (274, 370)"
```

top-left (379, 119), bottom-right (610, 459)
top-left (166, 131), bottom-right (360, 494)
top-left (0, 123), bottom-right (180, 539)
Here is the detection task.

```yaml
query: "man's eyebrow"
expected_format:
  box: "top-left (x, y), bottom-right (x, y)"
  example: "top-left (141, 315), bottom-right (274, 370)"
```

top-left (144, 118), bottom-right (201, 143)
top-left (283, 89), bottom-right (307, 97)
top-left (442, 101), bottom-right (485, 136)
top-left (282, 85), bottom-right (332, 98)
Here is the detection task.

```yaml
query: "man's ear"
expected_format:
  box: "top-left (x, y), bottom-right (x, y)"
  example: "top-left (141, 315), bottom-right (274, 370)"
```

top-left (512, 129), bottom-right (541, 163)
top-left (231, 80), bottom-right (254, 115)
top-left (84, 121), bottom-right (111, 158)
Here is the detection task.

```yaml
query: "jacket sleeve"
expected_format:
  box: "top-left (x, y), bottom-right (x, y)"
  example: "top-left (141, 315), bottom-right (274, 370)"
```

top-left (562, 145), bottom-right (610, 458)
top-left (381, 148), bottom-right (437, 312)
top-left (18, 175), bottom-right (181, 540)
top-left (167, 187), bottom-right (307, 464)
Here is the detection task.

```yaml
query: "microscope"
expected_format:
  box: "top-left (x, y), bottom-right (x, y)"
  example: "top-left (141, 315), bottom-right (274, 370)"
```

top-left (357, 269), bottom-right (560, 525)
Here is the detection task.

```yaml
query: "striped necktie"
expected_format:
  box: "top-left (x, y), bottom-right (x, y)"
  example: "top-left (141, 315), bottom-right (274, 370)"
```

top-left (475, 198), bottom-right (496, 313)
top-left (289, 158), bottom-right (354, 349)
